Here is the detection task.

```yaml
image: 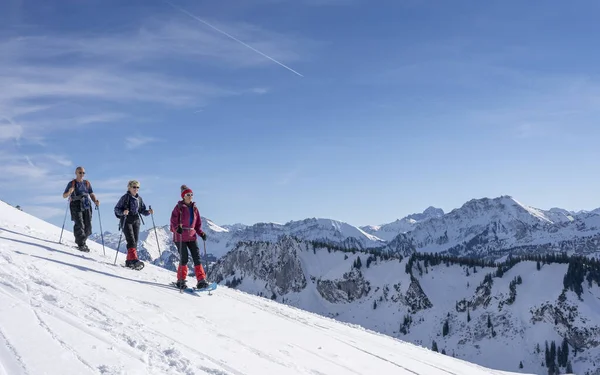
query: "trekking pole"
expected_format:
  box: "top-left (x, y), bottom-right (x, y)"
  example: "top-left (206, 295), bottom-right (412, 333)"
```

top-left (203, 239), bottom-right (211, 280)
top-left (59, 200), bottom-right (69, 244)
top-left (149, 205), bottom-right (161, 254)
top-left (114, 218), bottom-right (124, 265)
top-left (95, 205), bottom-right (106, 256)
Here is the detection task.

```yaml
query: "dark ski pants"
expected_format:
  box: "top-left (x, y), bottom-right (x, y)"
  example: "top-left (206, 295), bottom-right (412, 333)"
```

top-left (70, 204), bottom-right (92, 246)
top-left (176, 241), bottom-right (202, 266)
top-left (123, 218), bottom-right (141, 249)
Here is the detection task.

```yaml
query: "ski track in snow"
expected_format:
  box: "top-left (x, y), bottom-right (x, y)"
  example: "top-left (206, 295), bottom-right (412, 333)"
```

top-left (0, 240), bottom-right (233, 375)
top-left (0, 326), bottom-right (29, 375)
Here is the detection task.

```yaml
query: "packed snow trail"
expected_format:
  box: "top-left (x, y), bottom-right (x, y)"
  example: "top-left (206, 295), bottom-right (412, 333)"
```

top-left (0, 201), bottom-right (534, 375)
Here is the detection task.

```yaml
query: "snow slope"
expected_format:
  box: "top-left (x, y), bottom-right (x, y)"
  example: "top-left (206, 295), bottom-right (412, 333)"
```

top-left (0, 200), bottom-right (531, 375)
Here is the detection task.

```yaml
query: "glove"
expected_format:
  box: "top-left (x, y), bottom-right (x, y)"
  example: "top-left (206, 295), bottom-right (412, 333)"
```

top-left (200, 231), bottom-right (207, 241)
top-left (176, 225), bottom-right (183, 234)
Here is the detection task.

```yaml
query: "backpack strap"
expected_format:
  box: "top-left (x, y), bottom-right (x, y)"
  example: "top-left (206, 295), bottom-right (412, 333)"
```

top-left (71, 179), bottom-right (90, 192)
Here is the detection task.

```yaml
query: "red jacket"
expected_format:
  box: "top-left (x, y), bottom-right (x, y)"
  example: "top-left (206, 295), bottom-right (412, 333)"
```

top-left (170, 200), bottom-right (205, 242)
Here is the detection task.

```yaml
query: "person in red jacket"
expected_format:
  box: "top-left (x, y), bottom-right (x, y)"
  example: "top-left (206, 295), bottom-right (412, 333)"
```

top-left (170, 184), bottom-right (209, 289)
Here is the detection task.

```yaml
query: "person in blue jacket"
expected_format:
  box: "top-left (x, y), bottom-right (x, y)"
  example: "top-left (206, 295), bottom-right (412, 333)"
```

top-left (114, 180), bottom-right (153, 269)
top-left (62, 166), bottom-right (99, 252)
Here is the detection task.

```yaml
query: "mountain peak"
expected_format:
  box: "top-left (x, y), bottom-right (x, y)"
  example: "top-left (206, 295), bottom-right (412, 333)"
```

top-left (360, 206), bottom-right (444, 241)
top-left (407, 206), bottom-right (445, 221)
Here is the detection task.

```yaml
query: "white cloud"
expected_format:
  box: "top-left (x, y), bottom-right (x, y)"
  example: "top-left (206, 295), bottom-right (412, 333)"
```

top-left (0, 151), bottom-right (71, 190)
top-left (0, 11), bottom-right (315, 217)
top-left (41, 154), bottom-right (73, 167)
top-left (126, 136), bottom-right (158, 150)
top-left (250, 87), bottom-right (270, 95)
top-left (0, 66), bottom-right (237, 108)
top-left (22, 205), bottom-right (66, 220)
top-left (0, 122), bottom-right (23, 141)
top-left (0, 17), bottom-right (311, 71)
top-left (0, 15), bottom-right (315, 146)
top-left (31, 194), bottom-right (65, 205)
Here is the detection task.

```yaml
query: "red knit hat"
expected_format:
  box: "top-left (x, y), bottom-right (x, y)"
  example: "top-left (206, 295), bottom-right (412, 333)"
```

top-left (180, 184), bottom-right (193, 199)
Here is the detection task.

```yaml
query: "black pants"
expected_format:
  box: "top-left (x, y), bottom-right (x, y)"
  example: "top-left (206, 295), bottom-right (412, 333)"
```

top-left (176, 241), bottom-right (201, 266)
top-left (123, 217), bottom-right (141, 249)
top-left (70, 202), bottom-right (92, 246)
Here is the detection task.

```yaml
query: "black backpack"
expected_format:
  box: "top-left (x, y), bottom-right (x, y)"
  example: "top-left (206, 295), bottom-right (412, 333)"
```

top-left (115, 193), bottom-right (144, 219)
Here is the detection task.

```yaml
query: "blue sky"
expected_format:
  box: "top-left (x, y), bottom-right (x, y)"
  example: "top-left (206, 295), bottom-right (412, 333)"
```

top-left (1, 0), bottom-right (600, 231)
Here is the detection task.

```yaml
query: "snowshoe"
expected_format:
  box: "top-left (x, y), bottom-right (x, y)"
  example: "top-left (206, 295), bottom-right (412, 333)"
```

top-left (125, 259), bottom-right (145, 270)
top-left (194, 282), bottom-right (217, 294)
top-left (76, 244), bottom-right (90, 252)
top-left (196, 279), bottom-right (209, 289)
top-left (170, 281), bottom-right (198, 296)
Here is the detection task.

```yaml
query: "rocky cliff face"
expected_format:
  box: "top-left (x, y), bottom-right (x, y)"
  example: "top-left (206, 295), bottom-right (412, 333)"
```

top-left (316, 268), bottom-right (370, 303)
top-left (211, 236), bottom-right (307, 296)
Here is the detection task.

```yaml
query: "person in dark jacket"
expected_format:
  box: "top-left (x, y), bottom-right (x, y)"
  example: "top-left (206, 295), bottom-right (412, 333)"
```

top-left (62, 166), bottom-right (99, 252)
top-left (114, 180), bottom-right (153, 269)
top-left (170, 184), bottom-right (208, 289)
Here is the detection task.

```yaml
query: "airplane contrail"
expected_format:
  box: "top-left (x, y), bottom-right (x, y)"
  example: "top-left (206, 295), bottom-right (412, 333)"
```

top-left (162, 0), bottom-right (304, 77)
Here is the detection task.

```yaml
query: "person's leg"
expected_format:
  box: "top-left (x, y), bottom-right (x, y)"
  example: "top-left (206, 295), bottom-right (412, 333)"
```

top-left (188, 241), bottom-right (207, 287)
top-left (124, 219), bottom-right (140, 266)
top-left (132, 219), bottom-right (140, 248)
top-left (176, 242), bottom-right (189, 287)
top-left (71, 204), bottom-right (86, 249)
top-left (82, 207), bottom-right (92, 246)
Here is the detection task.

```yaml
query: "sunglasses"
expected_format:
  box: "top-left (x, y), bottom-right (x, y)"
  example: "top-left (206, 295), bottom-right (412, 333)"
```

top-left (131, 186), bottom-right (140, 189)
top-left (185, 193), bottom-right (193, 197)
top-left (78, 171), bottom-right (85, 175)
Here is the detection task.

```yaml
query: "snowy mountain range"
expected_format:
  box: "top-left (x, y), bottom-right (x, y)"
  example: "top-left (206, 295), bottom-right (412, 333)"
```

top-left (1, 200), bottom-right (535, 375)
top-left (210, 235), bottom-right (599, 375)
top-left (91, 195), bottom-right (600, 270)
top-left (386, 196), bottom-right (600, 259)
top-left (90, 216), bottom-right (387, 271)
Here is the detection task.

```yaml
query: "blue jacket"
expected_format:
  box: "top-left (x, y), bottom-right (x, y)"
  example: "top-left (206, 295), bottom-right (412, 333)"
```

top-left (64, 179), bottom-right (93, 209)
top-left (114, 192), bottom-right (150, 218)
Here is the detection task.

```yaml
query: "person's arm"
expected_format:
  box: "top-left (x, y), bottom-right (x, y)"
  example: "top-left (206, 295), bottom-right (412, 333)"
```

top-left (62, 182), bottom-right (74, 199)
top-left (140, 198), bottom-right (151, 216)
top-left (114, 195), bottom-right (126, 217)
top-left (88, 182), bottom-right (99, 206)
top-left (170, 204), bottom-right (181, 233)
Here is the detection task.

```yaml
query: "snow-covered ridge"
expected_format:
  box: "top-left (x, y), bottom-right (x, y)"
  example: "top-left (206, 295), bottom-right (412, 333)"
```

top-left (386, 195), bottom-right (600, 258)
top-left (0, 199), bottom-right (535, 375)
top-left (361, 206), bottom-right (445, 241)
top-left (91, 215), bottom-right (387, 270)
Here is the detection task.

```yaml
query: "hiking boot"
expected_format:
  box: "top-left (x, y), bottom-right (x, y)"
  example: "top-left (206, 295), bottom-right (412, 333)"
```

top-left (77, 244), bottom-right (90, 252)
top-left (176, 279), bottom-right (187, 289)
top-left (125, 259), bottom-right (144, 270)
top-left (196, 279), bottom-right (209, 289)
